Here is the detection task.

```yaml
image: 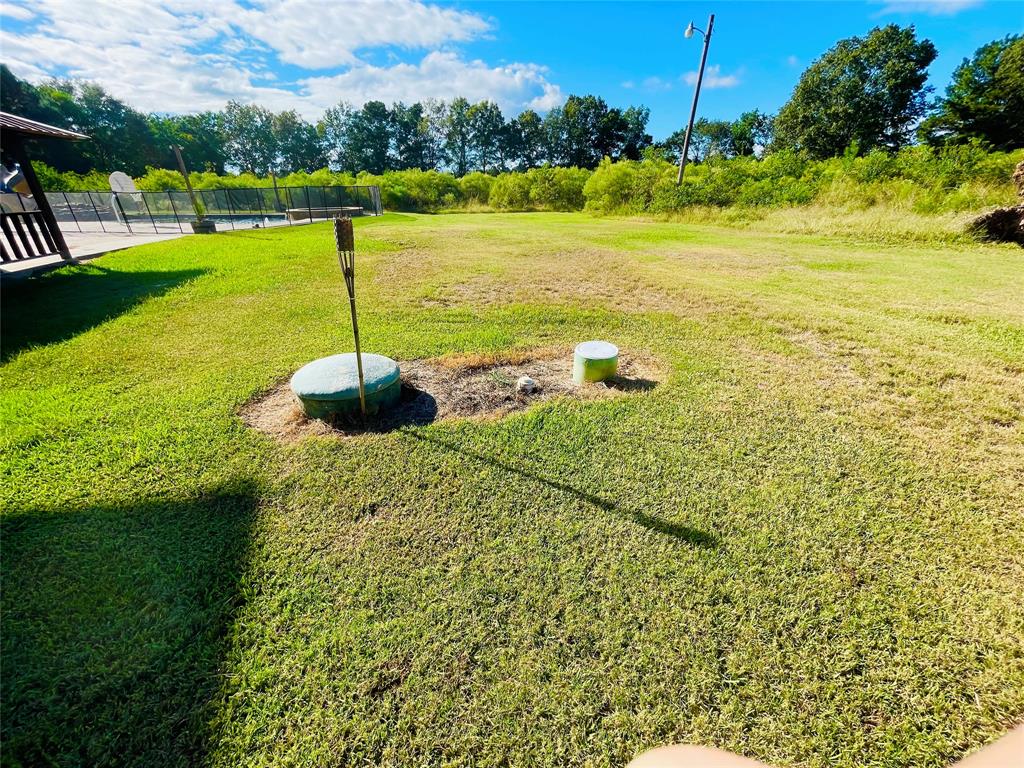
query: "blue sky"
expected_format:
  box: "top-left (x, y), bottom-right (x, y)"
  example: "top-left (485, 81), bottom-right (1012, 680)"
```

top-left (1, 0), bottom-right (1021, 140)
top-left (457, 1), bottom-right (1024, 136)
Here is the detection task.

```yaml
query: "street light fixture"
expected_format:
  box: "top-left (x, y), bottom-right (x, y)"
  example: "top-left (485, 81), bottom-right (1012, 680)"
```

top-left (676, 13), bottom-right (715, 186)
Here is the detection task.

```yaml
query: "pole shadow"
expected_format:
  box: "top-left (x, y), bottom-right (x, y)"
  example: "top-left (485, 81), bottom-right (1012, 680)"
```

top-left (1, 264), bottom-right (208, 361)
top-left (403, 431), bottom-right (717, 548)
top-left (1, 485), bottom-right (256, 766)
top-left (330, 383), bottom-right (440, 434)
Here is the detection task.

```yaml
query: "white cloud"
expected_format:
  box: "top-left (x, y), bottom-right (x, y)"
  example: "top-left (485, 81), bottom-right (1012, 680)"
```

top-left (874, 0), bottom-right (983, 15)
top-left (0, 0), bottom-right (560, 118)
top-left (1, 2), bottom-right (34, 21)
top-left (621, 80), bottom-right (636, 89)
top-left (640, 76), bottom-right (674, 92)
top-left (786, 55), bottom-right (800, 67)
top-left (235, 0), bottom-right (492, 68)
top-left (681, 65), bottom-right (740, 89)
top-left (526, 82), bottom-right (564, 111)
top-left (300, 51), bottom-right (562, 116)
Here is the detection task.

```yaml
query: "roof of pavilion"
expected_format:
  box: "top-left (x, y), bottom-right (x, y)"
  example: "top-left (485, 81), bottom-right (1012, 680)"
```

top-left (0, 112), bottom-right (89, 141)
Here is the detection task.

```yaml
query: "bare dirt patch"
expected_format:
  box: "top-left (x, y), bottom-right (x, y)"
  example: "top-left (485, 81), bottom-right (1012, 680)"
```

top-left (241, 348), bottom-right (665, 442)
top-left (417, 253), bottom-right (685, 315)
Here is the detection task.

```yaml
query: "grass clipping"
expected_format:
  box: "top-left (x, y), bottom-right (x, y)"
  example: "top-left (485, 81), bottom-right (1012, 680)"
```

top-left (242, 348), bottom-right (663, 441)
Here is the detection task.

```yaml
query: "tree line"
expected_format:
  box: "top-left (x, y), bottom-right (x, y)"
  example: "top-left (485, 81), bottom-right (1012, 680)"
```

top-left (665, 28), bottom-right (1022, 163)
top-left (1, 67), bottom-right (654, 178)
top-left (1, 26), bottom-right (1020, 182)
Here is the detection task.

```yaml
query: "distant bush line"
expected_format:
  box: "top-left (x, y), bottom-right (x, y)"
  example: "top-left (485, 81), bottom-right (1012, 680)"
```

top-left (39, 144), bottom-right (1021, 218)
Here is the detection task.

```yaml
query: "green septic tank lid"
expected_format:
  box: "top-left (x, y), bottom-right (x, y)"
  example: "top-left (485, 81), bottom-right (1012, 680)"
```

top-left (575, 340), bottom-right (618, 361)
top-left (290, 353), bottom-right (400, 401)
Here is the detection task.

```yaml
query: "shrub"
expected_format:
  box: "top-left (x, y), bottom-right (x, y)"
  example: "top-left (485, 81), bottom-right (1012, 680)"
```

top-left (459, 172), bottom-right (494, 205)
top-left (36, 166), bottom-right (112, 192)
top-left (582, 146), bottom-right (1022, 216)
top-left (33, 162), bottom-right (70, 192)
top-left (584, 159), bottom-right (642, 213)
top-left (370, 169), bottom-right (461, 211)
top-left (136, 167), bottom-right (185, 191)
top-left (33, 146), bottom-right (1022, 220)
top-left (489, 173), bottom-right (533, 210)
top-left (528, 166), bottom-right (590, 210)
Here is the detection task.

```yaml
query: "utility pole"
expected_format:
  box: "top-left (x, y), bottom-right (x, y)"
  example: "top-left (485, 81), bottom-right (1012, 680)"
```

top-left (172, 145), bottom-right (202, 221)
top-left (676, 13), bottom-right (715, 186)
top-left (173, 144), bottom-right (215, 232)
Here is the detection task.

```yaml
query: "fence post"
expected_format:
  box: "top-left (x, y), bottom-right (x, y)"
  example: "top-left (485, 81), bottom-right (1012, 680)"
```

top-left (255, 186), bottom-right (267, 226)
top-left (62, 192), bottom-right (82, 232)
top-left (85, 192), bottom-right (107, 233)
top-left (198, 189), bottom-right (210, 225)
top-left (224, 189), bottom-right (237, 230)
top-left (304, 186), bottom-right (313, 223)
top-left (138, 192), bottom-right (160, 233)
top-left (167, 190), bottom-right (184, 233)
top-left (112, 192), bottom-right (133, 234)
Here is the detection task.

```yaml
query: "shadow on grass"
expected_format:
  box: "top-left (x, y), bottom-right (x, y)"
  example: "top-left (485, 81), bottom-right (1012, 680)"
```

top-left (327, 383), bottom-right (440, 434)
top-left (215, 230), bottom-right (281, 241)
top-left (1, 485), bottom-right (256, 766)
top-left (405, 431), bottom-right (717, 548)
top-left (605, 374), bottom-right (660, 393)
top-left (323, 375), bottom-right (662, 437)
top-left (1, 264), bottom-right (208, 361)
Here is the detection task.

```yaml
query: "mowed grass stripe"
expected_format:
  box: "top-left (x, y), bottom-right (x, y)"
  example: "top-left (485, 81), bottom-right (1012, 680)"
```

top-left (1, 213), bottom-right (1021, 767)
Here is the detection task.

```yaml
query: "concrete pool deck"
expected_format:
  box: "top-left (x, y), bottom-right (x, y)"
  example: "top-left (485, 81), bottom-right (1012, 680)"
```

top-left (1, 215), bottom-right (339, 278)
top-left (1, 231), bottom-right (186, 277)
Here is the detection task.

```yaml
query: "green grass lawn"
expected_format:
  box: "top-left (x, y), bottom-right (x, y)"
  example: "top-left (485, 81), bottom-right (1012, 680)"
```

top-left (2, 213), bottom-right (1022, 767)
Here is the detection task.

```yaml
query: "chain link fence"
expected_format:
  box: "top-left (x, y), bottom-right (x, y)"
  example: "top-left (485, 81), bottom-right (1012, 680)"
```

top-left (45, 185), bottom-right (382, 234)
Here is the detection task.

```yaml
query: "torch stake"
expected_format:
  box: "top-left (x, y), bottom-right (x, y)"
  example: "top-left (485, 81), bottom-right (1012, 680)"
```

top-left (334, 217), bottom-right (366, 420)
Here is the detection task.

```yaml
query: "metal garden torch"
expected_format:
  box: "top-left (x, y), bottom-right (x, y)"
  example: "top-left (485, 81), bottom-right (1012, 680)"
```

top-left (334, 216), bottom-right (366, 419)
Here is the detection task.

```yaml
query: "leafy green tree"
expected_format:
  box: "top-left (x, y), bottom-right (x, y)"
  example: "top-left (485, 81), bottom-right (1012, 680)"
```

top-left (421, 99), bottom-right (449, 171)
top-left (149, 112), bottom-right (227, 174)
top-left (445, 97), bottom-right (473, 176)
top-left (543, 95), bottom-right (649, 167)
top-left (221, 101), bottom-right (277, 175)
top-left (919, 35), bottom-right (1024, 150)
top-left (505, 109), bottom-right (546, 170)
top-left (664, 118), bottom-right (733, 162)
top-left (618, 106), bottom-right (653, 161)
top-left (730, 110), bottom-right (774, 157)
top-left (550, 95), bottom-right (609, 167)
top-left (594, 106), bottom-right (626, 161)
top-left (0, 65), bottom-right (79, 171)
top-left (774, 25), bottom-right (937, 158)
top-left (176, 113), bottom-right (227, 174)
top-left (320, 102), bottom-right (353, 170)
top-left (1, 65), bottom-right (60, 124)
top-left (272, 110), bottom-right (325, 173)
top-left (390, 102), bottom-right (429, 170)
top-left (697, 119), bottom-right (734, 160)
top-left (340, 101), bottom-right (391, 174)
top-left (468, 100), bottom-right (506, 172)
top-left (35, 80), bottom-right (154, 175)
top-left (541, 105), bottom-right (567, 167)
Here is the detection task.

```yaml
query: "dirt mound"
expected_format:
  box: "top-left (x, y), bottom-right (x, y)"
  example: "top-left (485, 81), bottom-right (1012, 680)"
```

top-left (241, 348), bottom-right (664, 442)
top-left (967, 160), bottom-right (1024, 246)
top-left (968, 205), bottom-right (1024, 246)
